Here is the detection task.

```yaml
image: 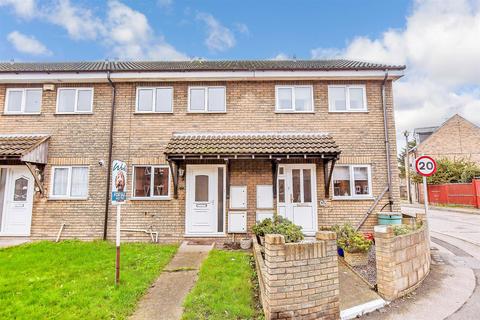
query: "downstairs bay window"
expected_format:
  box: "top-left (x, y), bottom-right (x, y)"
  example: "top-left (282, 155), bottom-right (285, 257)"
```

top-left (132, 165), bottom-right (170, 199)
top-left (332, 165), bottom-right (372, 199)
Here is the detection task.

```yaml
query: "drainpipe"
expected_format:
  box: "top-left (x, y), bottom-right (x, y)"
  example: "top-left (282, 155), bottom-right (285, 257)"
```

top-left (103, 69), bottom-right (116, 240)
top-left (381, 69), bottom-right (394, 211)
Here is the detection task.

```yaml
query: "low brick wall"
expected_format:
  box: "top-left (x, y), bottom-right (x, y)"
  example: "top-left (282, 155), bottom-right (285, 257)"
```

top-left (375, 223), bottom-right (431, 301)
top-left (253, 232), bottom-right (340, 320)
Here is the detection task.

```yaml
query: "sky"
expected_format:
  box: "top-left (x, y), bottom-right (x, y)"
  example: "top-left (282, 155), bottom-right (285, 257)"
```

top-left (1, 0), bottom-right (479, 152)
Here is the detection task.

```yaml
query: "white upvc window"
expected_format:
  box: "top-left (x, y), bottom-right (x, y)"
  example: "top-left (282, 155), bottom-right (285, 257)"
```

top-left (328, 85), bottom-right (367, 112)
top-left (136, 87), bottom-right (173, 113)
top-left (50, 166), bottom-right (89, 199)
top-left (56, 88), bottom-right (93, 113)
top-left (275, 85), bottom-right (314, 112)
top-left (188, 86), bottom-right (226, 112)
top-left (4, 88), bottom-right (42, 114)
top-left (332, 165), bottom-right (372, 199)
top-left (132, 165), bottom-right (171, 200)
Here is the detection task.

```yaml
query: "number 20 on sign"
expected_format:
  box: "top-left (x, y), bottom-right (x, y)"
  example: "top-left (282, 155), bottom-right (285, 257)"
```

top-left (415, 155), bottom-right (437, 216)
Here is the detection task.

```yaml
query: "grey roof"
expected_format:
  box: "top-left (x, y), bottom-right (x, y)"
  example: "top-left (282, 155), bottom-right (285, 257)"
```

top-left (165, 132), bottom-right (340, 156)
top-left (0, 59), bottom-right (405, 73)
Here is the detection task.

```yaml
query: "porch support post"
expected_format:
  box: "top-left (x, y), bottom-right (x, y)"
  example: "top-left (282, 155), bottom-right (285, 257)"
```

top-left (272, 160), bottom-right (278, 200)
top-left (225, 159), bottom-right (231, 200)
top-left (168, 160), bottom-right (179, 199)
top-left (25, 162), bottom-right (46, 196)
top-left (323, 159), bottom-right (337, 198)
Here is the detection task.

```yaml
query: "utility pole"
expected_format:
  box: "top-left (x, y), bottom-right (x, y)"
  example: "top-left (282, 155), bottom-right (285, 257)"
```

top-left (403, 130), bottom-right (412, 204)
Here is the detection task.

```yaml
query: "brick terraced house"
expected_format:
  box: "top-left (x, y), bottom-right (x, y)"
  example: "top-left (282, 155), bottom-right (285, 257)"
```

top-left (0, 60), bottom-right (405, 242)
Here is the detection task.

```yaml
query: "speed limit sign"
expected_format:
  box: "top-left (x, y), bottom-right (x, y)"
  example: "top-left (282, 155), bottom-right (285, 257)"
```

top-left (415, 155), bottom-right (437, 177)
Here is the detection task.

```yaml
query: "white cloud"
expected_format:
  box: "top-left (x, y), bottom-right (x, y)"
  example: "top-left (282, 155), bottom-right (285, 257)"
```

top-left (0, 0), bottom-right (36, 18)
top-left (47, 0), bottom-right (105, 40)
top-left (311, 0), bottom-right (480, 151)
top-left (271, 53), bottom-right (289, 60)
top-left (105, 0), bottom-right (187, 60)
top-left (235, 23), bottom-right (249, 35)
top-left (7, 31), bottom-right (52, 56)
top-left (196, 12), bottom-right (235, 52)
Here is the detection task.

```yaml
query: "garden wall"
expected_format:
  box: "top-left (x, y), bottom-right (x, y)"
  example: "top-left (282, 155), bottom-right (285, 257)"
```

top-left (374, 222), bottom-right (430, 301)
top-left (252, 232), bottom-right (340, 320)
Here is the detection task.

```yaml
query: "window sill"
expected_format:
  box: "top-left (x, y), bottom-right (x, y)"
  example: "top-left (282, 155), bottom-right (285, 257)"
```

top-left (328, 110), bottom-right (369, 113)
top-left (187, 112), bottom-right (227, 114)
top-left (55, 112), bottom-right (94, 115)
top-left (130, 197), bottom-right (171, 201)
top-left (275, 111), bottom-right (315, 114)
top-left (3, 112), bottom-right (42, 116)
top-left (332, 196), bottom-right (374, 201)
top-left (48, 197), bottom-right (89, 201)
top-left (134, 111), bottom-right (174, 114)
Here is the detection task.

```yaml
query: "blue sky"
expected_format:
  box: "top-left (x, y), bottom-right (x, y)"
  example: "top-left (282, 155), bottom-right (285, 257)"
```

top-left (0, 0), bottom-right (479, 151)
top-left (0, 0), bottom-right (411, 61)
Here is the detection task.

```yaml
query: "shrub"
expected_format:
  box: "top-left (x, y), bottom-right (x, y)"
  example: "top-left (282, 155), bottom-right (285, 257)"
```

top-left (332, 223), bottom-right (372, 253)
top-left (252, 216), bottom-right (304, 243)
top-left (411, 157), bottom-right (480, 184)
top-left (392, 223), bottom-right (423, 236)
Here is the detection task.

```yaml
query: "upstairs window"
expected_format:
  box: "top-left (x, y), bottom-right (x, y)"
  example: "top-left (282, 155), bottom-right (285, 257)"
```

top-left (4, 88), bottom-right (42, 114)
top-left (136, 87), bottom-right (173, 113)
top-left (328, 85), bottom-right (367, 112)
top-left (133, 165), bottom-right (170, 199)
top-left (188, 86), bottom-right (226, 112)
top-left (51, 166), bottom-right (89, 199)
top-left (275, 85), bottom-right (313, 112)
top-left (57, 88), bottom-right (93, 113)
top-left (332, 165), bottom-right (372, 199)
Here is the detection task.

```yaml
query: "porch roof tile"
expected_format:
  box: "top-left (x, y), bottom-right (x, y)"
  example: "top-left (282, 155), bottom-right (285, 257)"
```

top-left (0, 134), bottom-right (50, 162)
top-left (165, 132), bottom-right (340, 157)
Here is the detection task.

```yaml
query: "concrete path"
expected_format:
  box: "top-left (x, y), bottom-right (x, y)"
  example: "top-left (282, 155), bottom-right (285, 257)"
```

top-left (130, 242), bottom-right (213, 320)
top-left (338, 260), bottom-right (386, 320)
top-left (0, 237), bottom-right (30, 248)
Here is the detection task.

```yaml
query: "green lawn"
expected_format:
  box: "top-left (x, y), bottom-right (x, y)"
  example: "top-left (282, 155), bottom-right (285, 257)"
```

top-left (182, 250), bottom-right (263, 320)
top-left (0, 240), bottom-right (177, 320)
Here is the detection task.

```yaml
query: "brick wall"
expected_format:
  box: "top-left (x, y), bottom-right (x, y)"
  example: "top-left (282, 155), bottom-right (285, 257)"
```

top-left (253, 232), bottom-right (340, 320)
top-left (417, 114), bottom-right (480, 164)
top-left (374, 223), bottom-right (431, 301)
top-left (0, 79), bottom-right (400, 241)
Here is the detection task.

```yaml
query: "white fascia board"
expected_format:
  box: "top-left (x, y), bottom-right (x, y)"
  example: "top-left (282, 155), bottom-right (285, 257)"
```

top-left (0, 69), bottom-right (404, 83)
top-left (0, 72), bottom-right (108, 83)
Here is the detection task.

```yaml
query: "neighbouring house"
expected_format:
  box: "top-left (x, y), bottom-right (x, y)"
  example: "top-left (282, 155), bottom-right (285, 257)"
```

top-left (0, 60), bottom-right (404, 242)
top-left (407, 114), bottom-right (480, 203)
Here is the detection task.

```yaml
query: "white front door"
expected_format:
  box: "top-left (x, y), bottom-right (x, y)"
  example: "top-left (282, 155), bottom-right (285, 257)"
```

top-left (0, 167), bottom-right (34, 236)
top-left (185, 165), bottom-right (225, 236)
top-left (277, 164), bottom-right (317, 235)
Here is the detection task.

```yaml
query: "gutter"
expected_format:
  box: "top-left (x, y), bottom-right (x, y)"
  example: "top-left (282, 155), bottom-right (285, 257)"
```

top-left (381, 69), bottom-right (394, 211)
top-left (103, 69), bottom-right (116, 240)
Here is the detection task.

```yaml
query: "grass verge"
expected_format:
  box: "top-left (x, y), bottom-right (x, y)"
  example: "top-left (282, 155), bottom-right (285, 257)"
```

top-left (182, 249), bottom-right (263, 320)
top-left (0, 240), bottom-right (177, 319)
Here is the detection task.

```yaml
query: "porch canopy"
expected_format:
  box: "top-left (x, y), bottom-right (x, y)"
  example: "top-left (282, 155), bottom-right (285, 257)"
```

top-left (0, 134), bottom-right (50, 194)
top-left (165, 132), bottom-right (341, 198)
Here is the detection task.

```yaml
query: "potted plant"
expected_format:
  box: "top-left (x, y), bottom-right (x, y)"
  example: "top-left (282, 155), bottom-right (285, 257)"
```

top-left (333, 223), bottom-right (372, 266)
top-left (240, 237), bottom-right (252, 249)
top-left (252, 216), bottom-right (304, 244)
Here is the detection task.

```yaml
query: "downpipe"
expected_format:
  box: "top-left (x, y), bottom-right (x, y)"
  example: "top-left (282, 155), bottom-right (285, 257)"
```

top-left (382, 69), bottom-right (394, 211)
top-left (103, 69), bottom-right (116, 240)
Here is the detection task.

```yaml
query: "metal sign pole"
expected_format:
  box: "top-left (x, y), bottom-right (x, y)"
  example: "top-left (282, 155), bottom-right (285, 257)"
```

top-left (423, 175), bottom-right (429, 216)
top-left (115, 204), bottom-right (121, 286)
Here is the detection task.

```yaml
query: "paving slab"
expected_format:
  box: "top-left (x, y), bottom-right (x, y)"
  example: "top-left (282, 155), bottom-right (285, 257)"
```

top-left (130, 242), bottom-right (213, 320)
top-left (338, 260), bottom-right (385, 319)
top-left (0, 238), bottom-right (30, 248)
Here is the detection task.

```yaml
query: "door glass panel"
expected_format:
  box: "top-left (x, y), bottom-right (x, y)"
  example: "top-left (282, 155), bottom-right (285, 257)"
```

top-left (292, 169), bottom-right (301, 203)
top-left (303, 169), bottom-right (312, 202)
top-left (14, 177), bottom-right (28, 201)
top-left (217, 168), bottom-right (224, 232)
top-left (278, 179), bottom-right (285, 203)
top-left (195, 175), bottom-right (209, 201)
top-left (153, 167), bottom-right (169, 196)
top-left (0, 169), bottom-right (6, 228)
top-left (354, 167), bottom-right (369, 195)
